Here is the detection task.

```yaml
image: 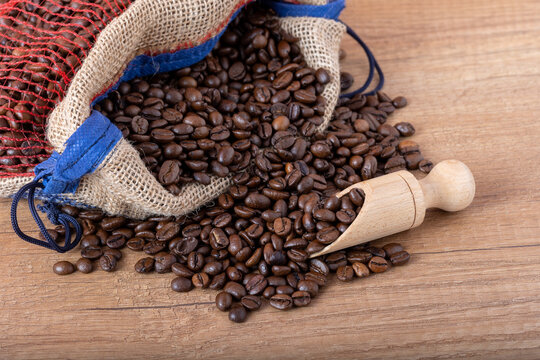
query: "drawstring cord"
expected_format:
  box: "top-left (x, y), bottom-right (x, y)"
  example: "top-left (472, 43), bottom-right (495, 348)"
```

top-left (340, 22), bottom-right (385, 97)
top-left (11, 180), bottom-right (82, 253)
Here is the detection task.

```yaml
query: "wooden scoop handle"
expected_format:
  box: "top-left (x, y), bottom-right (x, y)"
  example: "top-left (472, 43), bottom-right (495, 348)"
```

top-left (310, 160), bottom-right (475, 257)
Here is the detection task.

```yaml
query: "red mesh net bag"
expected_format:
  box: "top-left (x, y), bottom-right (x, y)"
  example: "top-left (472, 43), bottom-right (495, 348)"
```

top-left (0, 0), bottom-right (133, 193)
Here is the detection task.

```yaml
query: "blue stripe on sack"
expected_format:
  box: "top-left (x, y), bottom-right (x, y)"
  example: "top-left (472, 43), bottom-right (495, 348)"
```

top-left (92, 6), bottom-right (246, 106)
top-left (34, 110), bottom-right (122, 195)
top-left (260, 0), bottom-right (345, 20)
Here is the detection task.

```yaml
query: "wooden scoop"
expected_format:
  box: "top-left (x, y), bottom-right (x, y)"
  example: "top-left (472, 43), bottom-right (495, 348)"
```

top-left (310, 160), bottom-right (475, 257)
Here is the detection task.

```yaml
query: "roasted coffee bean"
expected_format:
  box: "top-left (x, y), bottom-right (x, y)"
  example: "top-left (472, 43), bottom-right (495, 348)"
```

top-left (389, 251), bottom-right (410, 266)
top-left (418, 159), bottom-right (434, 173)
top-left (315, 68), bottom-right (330, 85)
top-left (99, 254), bottom-right (117, 272)
top-left (155, 253), bottom-right (177, 273)
top-left (81, 246), bottom-right (103, 260)
top-left (392, 96), bottom-right (408, 108)
top-left (101, 217), bottom-right (126, 232)
top-left (326, 252), bottom-right (347, 271)
top-left (192, 272), bottom-right (211, 288)
top-left (340, 72), bottom-right (354, 91)
top-left (297, 280), bottom-right (319, 298)
top-left (270, 294), bottom-right (293, 310)
top-left (241, 295), bottom-right (262, 311)
top-left (106, 234), bottom-right (126, 249)
top-left (144, 241), bottom-right (166, 255)
top-left (156, 222), bottom-right (181, 241)
top-left (365, 246), bottom-right (386, 258)
top-left (229, 304), bottom-right (248, 323)
top-left (352, 262), bottom-right (370, 278)
top-left (76, 258), bottom-right (93, 274)
top-left (104, 248), bottom-right (123, 261)
top-left (224, 281), bottom-right (247, 300)
top-left (216, 292), bottom-right (233, 311)
top-left (336, 265), bottom-right (354, 282)
top-left (127, 237), bottom-right (145, 251)
top-left (81, 235), bottom-right (100, 249)
top-left (53, 261), bottom-right (75, 275)
top-left (135, 257), bottom-right (155, 273)
top-left (347, 250), bottom-right (372, 264)
top-left (172, 263), bottom-right (194, 277)
top-left (171, 276), bottom-right (193, 292)
top-left (246, 274), bottom-right (268, 295)
top-left (394, 122), bottom-right (415, 137)
top-left (292, 291), bottom-right (311, 307)
top-left (382, 243), bottom-right (404, 258)
top-left (368, 256), bottom-right (389, 273)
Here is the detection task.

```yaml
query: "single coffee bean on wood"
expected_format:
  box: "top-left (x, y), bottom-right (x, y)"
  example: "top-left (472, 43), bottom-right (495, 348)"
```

top-left (53, 261), bottom-right (75, 275)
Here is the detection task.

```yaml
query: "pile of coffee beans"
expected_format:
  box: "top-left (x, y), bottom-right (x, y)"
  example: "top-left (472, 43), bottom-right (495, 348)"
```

top-left (48, 84), bottom-right (422, 322)
top-left (94, 4), bottom-right (330, 190)
top-left (47, 3), bottom-right (429, 323)
top-left (0, 1), bottom-right (132, 174)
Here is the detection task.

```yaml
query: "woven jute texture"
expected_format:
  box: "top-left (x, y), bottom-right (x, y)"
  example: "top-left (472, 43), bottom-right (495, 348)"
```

top-left (2, 0), bottom-right (345, 219)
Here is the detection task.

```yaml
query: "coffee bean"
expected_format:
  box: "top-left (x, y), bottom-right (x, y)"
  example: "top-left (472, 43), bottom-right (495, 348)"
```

top-left (155, 253), bottom-right (177, 273)
top-left (99, 254), bottom-right (117, 272)
top-left (392, 96), bottom-right (408, 108)
top-left (104, 248), bottom-right (122, 260)
top-left (292, 291), bottom-right (311, 307)
top-left (394, 122), bottom-right (415, 137)
top-left (127, 237), bottom-right (145, 251)
top-left (340, 72), bottom-right (354, 91)
top-left (156, 221), bottom-right (180, 241)
top-left (192, 272), bottom-right (211, 288)
top-left (144, 241), bottom-right (166, 255)
top-left (171, 276), bottom-right (193, 292)
top-left (241, 295), bottom-right (262, 311)
top-left (158, 160), bottom-right (181, 185)
top-left (347, 250), bottom-right (372, 264)
top-left (53, 261), bottom-right (75, 275)
top-left (382, 243), bottom-right (404, 258)
top-left (172, 263), bottom-right (194, 277)
top-left (229, 304), bottom-right (248, 323)
top-left (135, 257), bottom-right (155, 273)
top-left (389, 251), bottom-right (410, 266)
top-left (352, 262), bottom-right (370, 278)
top-left (245, 274), bottom-right (267, 295)
top-left (216, 292), bottom-right (233, 311)
top-left (224, 281), bottom-right (247, 300)
top-left (315, 68), bottom-right (330, 85)
top-left (81, 246), bottom-right (103, 260)
top-left (368, 256), bottom-right (389, 273)
top-left (297, 280), bottom-right (319, 298)
top-left (419, 159), bottom-right (434, 173)
top-left (336, 265), bottom-right (354, 282)
top-left (272, 115), bottom-right (290, 131)
top-left (76, 258), bottom-right (93, 274)
top-left (269, 294), bottom-right (293, 310)
top-left (106, 234), bottom-right (126, 249)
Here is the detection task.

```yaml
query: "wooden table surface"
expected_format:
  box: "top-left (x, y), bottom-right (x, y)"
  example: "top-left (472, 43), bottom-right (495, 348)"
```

top-left (1, 0), bottom-right (539, 359)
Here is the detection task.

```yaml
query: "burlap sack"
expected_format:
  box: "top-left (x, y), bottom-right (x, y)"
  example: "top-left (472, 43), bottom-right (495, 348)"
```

top-left (2, 0), bottom-right (345, 220)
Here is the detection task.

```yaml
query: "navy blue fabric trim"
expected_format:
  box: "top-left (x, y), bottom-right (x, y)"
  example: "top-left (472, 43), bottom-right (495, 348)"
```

top-left (339, 23), bottom-right (385, 97)
top-left (11, 180), bottom-right (82, 253)
top-left (34, 110), bottom-right (122, 195)
top-left (92, 6), bottom-right (245, 106)
top-left (260, 0), bottom-right (345, 19)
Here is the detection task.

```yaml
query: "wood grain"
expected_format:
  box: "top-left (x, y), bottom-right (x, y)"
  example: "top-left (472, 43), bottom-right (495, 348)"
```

top-left (1, 0), bottom-right (539, 358)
